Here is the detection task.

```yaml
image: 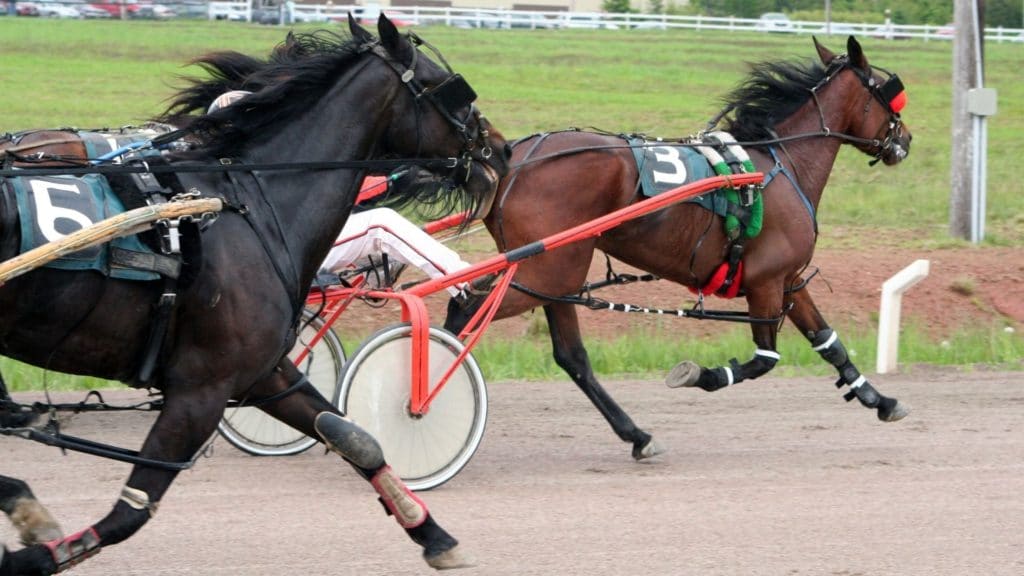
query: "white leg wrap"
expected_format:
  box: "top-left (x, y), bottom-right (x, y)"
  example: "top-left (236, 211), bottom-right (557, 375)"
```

top-left (723, 366), bottom-right (735, 386)
top-left (120, 487), bottom-right (159, 517)
top-left (849, 375), bottom-right (867, 389)
top-left (754, 349), bottom-right (781, 361)
top-left (812, 330), bottom-right (839, 351)
top-left (370, 466), bottom-right (427, 529)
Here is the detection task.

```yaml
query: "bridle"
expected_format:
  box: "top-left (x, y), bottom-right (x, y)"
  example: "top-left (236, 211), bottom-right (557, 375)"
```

top-left (361, 32), bottom-right (493, 184)
top-left (809, 54), bottom-right (908, 165)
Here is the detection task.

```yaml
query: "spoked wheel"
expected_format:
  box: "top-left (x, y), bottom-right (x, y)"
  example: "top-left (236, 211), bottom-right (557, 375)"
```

top-left (339, 323), bottom-right (487, 491)
top-left (218, 309), bottom-right (345, 456)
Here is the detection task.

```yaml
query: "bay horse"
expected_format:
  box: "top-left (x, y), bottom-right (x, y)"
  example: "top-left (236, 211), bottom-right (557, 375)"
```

top-left (0, 15), bottom-right (509, 574)
top-left (446, 36), bottom-right (911, 461)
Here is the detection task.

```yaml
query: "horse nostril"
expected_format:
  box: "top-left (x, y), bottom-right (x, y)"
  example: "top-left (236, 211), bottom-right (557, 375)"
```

top-left (503, 143), bottom-right (512, 161)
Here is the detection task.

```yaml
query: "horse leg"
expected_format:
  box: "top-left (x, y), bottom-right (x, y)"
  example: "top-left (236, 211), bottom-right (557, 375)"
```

top-left (251, 362), bottom-right (470, 570)
top-left (666, 284), bottom-right (786, 391)
top-left (786, 285), bottom-right (910, 422)
top-left (0, 475), bottom-right (63, 545)
top-left (543, 303), bottom-right (664, 460)
top-left (3, 384), bottom-right (231, 575)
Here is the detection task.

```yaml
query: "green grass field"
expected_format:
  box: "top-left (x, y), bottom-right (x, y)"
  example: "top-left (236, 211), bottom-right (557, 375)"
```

top-left (1, 19), bottom-right (1021, 388)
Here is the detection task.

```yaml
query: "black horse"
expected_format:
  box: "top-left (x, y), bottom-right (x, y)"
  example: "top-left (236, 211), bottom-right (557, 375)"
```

top-left (0, 16), bottom-right (509, 574)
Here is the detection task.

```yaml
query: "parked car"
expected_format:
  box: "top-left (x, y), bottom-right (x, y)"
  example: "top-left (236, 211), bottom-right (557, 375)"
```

top-left (252, 7), bottom-right (281, 25)
top-left (351, 6), bottom-right (416, 27)
top-left (37, 3), bottom-right (82, 18)
top-left (756, 12), bottom-right (793, 33)
top-left (131, 4), bottom-right (174, 19)
top-left (78, 4), bottom-right (112, 18)
top-left (508, 12), bottom-right (557, 29)
top-left (88, 2), bottom-right (140, 18)
top-left (16, 2), bottom-right (40, 16)
top-left (176, 1), bottom-right (209, 19)
top-left (454, 11), bottom-right (507, 29)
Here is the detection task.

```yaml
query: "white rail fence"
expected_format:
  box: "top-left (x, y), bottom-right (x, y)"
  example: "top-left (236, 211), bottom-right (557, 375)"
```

top-left (205, 2), bottom-right (1024, 43)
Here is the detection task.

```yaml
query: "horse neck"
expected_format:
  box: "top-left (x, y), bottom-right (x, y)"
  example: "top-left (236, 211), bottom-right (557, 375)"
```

top-left (240, 63), bottom-right (400, 287)
top-left (764, 102), bottom-right (846, 212)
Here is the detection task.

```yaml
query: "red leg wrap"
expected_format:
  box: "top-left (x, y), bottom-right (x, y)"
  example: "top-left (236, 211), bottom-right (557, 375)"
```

top-left (44, 527), bottom-right (100, 573)
top-left (370, 465), bottom-right (427, 529)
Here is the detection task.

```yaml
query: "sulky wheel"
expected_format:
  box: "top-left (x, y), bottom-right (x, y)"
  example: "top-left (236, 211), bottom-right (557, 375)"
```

top-left (218, 309), bottom-right (346, 456)
top-left (339, 323), bottom-right (487, 491)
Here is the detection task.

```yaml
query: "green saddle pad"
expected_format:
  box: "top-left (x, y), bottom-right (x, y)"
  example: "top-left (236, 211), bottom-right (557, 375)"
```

top-left (628, 137), bottom-right (762, 238)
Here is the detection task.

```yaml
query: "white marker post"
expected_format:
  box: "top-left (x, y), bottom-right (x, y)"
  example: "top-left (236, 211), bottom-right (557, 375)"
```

top-left (876, 259), bottom-right (930, 374)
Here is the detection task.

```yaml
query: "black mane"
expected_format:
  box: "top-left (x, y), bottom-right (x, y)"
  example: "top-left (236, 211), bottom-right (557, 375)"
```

top-left (721, 58), bottom-right (826, 143)
top-left (156, 31), bottom-right (366, 159)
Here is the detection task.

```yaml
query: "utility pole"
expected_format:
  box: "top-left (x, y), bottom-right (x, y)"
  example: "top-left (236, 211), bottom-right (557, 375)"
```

top-left (950, 0), bottom-right (996, 242)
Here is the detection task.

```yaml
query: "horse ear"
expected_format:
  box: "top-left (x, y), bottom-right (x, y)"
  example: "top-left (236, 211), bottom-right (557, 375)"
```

top-left (378, 14), bottom-right (413, 63)
top-left (846, 35), bottom-right (869, 70)
top-left (813, 36), bottom-right (835, 64)
top-left (348, 12), bottom-right (372, 42)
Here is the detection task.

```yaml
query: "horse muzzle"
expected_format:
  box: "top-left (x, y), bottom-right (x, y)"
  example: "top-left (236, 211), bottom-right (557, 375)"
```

top-left (881, 134), bottom-right (911, 165)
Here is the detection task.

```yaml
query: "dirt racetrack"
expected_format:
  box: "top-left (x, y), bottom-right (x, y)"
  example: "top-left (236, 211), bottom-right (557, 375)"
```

top-left (2, 367), bottom-right (1022, 575)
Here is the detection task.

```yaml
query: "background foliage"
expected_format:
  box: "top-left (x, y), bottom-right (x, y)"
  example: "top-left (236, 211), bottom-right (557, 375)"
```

top-left (618, 0), bottom-right (1023, 28)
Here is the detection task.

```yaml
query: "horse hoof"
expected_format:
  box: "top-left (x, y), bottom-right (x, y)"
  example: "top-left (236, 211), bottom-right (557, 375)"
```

top-left (314, 412), bottom-right (385, 470)
top-left (424, 545), bottom-right (475, 570)
top-left (665, 361), bottom-right (701, 388)
top-left (878, 400), bottom-right (910, 422)
top-left (632, 438), bottom-right (666, 460)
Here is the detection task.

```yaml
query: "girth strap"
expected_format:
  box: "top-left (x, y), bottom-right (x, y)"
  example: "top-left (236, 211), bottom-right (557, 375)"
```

top-left (239, 358), bottom-right (314, 408)
top-left (765, 146), bottom-right (817, 235)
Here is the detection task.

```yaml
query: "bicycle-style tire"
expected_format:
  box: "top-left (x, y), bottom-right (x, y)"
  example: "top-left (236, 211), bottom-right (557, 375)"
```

top-left (338, 323), bottom-right (487, 491)
top-left (218, 310), bottom-right (345, 456)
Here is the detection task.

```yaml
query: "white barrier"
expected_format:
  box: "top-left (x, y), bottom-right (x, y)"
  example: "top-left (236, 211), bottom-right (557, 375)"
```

top-left (876, 259), bottom-right (930, 374)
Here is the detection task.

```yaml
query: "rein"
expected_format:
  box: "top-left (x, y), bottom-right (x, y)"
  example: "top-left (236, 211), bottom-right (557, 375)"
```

top-left (0, 155), bottom-right (458, 179)
top-left (359, 34), bottom-right (491, 186)
top-left (806, 55), bottom-right (907, 165)
top-left (507, 127), bottom-right (889, 172)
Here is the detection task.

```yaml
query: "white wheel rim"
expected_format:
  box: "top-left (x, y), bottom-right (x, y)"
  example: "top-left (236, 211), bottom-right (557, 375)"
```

top-left (342, 326), bottom-right (486, 490)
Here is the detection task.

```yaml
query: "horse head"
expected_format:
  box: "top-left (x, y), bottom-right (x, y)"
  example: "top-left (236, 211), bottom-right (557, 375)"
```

top-left (161, 16), bottom-right (510, 220)
top-left (813, 35), bottom-right (912, 166)
top-left (350, 14), bottom-right (511, 219)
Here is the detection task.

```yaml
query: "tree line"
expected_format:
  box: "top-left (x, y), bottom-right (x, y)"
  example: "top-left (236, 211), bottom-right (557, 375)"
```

top-left (602, 0), bottom-right (1022, 29)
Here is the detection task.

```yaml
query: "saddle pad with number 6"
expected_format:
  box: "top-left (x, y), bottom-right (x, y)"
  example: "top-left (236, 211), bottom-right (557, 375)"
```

top-left (3, 173), bottom-right (159, 281)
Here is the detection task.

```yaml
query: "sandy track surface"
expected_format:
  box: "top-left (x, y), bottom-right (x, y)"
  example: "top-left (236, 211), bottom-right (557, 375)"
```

top-left (3, 368), bottom-right (1022, 575)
